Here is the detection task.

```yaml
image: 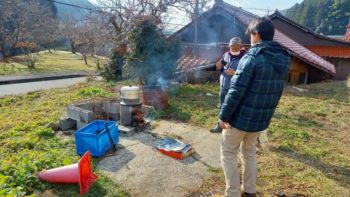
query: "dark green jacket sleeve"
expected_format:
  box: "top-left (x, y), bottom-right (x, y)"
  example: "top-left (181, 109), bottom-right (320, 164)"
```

top-left (219, 55), bottom-right (255, 122)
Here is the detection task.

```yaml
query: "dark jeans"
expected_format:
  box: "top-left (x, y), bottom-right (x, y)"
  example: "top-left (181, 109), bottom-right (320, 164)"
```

top-left (219, 88), bottom-right (229, 109)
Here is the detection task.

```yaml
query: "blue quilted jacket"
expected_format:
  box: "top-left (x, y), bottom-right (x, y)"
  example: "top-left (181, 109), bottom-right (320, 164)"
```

top-left (219, 41), bottom-right (291, 132)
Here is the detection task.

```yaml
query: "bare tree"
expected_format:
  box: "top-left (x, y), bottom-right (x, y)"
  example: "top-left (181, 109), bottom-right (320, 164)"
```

top-left (75, 22), bottom-right (96, 65)
top-left (0, 0), bottom-right (58, 58)
top-left (175, 0), bottom-right (212, 20)
top-left (59, 13), bottom-right (113, 64)
top-left (32, 19), bottom-right (60, 53)
top-left (94, 0), bottom-right (188, 45)
top-left (85, 13), bottom-right (115, 56)
top-left (59, 15), bottom-right (81, 54)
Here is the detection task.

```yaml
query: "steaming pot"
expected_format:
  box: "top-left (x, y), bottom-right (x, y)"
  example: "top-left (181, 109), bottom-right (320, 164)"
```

top-left (120, 86), bottom-right (141, 105)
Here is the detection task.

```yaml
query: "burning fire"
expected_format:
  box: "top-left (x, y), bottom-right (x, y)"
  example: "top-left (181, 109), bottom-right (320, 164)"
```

top-left (132, 111), bottom-right (146, 132)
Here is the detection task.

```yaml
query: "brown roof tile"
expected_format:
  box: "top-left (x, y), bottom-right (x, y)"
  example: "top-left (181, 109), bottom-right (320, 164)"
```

top-left (176, 44), bottom-right (226, 70)
top-left (274, 31), bottom-right (336, 74)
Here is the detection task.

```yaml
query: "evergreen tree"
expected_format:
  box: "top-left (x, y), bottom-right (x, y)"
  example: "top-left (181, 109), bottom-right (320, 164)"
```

top-left (318, 0), bottom-right (350, 34)
top-left (286, 0), bottom-right (350, 35)
top-left (126, 20), bottom-right (180, 85)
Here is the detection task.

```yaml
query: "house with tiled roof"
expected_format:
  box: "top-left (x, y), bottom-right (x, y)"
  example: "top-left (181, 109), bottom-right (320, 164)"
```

top-left (269, 12), bottom-right (350, 80)
top-left (171, 0), bottom-right (350, 84)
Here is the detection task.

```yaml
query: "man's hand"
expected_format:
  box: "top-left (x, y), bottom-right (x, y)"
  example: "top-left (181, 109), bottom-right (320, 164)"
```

top-left (225, 68), bottom-right (235, 76)
top-left (219, 120), bottom-right (229, 129)
top-left (216, 60), bottom-right (223, 70)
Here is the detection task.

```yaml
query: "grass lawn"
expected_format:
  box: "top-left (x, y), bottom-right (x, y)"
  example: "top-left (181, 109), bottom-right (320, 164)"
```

top-left (0, 51), bottom-right (107, 76)
top-left (0, 81), bottom-right (130, 196)
top-left (0, 78), bottom-right (349, 196)
top-left (159, 80), bottom-right (350, 196)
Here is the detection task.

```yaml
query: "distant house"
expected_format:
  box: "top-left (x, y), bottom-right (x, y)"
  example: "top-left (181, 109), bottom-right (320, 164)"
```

top-left (270, 12), bottom-right (350, 80)
top-left (171, 0), bottom-right (349, 84)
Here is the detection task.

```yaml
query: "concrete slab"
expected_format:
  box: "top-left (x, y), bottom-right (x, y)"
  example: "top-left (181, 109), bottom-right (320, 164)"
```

top-left (103, 102), bottom-right (120, 114)
top-left (77, 121), bottom-right (88, 129)
top-left (118, 125), bottom-right (135, 136)
top-left (67, 105), bottom-right (93, 123)
top-left (98, 132), bottom-right (211, 197)
top-left (97, 120), bottom-right (222, 197)
top-left (59, 118), bottom-right (77, 130)
top-left (151, 120), bottom-right (222, 169)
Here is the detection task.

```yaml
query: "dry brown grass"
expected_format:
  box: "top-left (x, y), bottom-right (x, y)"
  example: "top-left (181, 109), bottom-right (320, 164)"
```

top-left (176, 78), bottom-right (350, 197)
top-left (0, 50), bottom-right (107, 76)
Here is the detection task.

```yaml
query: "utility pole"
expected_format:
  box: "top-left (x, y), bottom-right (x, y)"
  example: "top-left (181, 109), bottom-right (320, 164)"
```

top-left (194, 0), bottom-right (199, 45)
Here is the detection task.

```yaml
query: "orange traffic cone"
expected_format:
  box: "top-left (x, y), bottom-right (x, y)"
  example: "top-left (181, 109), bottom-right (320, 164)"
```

top-left (38, 151), bottom-right (98, 195)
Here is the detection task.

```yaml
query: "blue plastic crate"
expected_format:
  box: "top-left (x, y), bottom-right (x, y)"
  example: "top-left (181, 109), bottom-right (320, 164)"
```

top-left (74, 120), bottom-right (119, 157)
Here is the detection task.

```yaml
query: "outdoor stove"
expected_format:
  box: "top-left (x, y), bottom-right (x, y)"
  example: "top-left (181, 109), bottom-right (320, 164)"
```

top-left (120, 102), bottom-right (143, 126)
top-left (119, 86), bottom-right (143, 127)
top-left (61, 86), bottom-right (156, 135)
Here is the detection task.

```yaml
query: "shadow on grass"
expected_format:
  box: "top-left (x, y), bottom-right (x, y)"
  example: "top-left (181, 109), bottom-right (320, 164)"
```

top-left (272, 146), bottom-right (350, 189)
top-left (51, 181), bottom-right (106, 197)
top-left (49, 172), bottom-right (131, 197)
top-left (273, 112), bottom-right (323, 128)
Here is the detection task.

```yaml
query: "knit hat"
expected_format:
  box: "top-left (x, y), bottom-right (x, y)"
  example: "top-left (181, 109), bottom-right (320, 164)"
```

top-left (229, 37), bottom-right (242, 46)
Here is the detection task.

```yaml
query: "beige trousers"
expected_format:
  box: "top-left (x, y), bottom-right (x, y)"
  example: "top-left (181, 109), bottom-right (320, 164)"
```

top-left (221, 127), bottom-right (260, 197)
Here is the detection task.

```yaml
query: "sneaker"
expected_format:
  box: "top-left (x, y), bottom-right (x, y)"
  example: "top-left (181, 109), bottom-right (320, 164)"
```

top-left (210, 126), bottom-right (222, 133)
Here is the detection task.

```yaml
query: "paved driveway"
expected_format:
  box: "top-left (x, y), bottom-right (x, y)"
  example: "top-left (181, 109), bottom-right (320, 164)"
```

top-left (0, 77), bottom-right (86, 97)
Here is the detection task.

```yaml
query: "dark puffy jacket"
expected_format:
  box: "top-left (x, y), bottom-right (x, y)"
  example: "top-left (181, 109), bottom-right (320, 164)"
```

top-left (219, 41), bottom-right (290, 132)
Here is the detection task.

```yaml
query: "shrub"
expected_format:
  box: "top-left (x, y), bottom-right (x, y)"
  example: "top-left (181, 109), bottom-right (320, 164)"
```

top-left (126, 20), bottom-right (180, 85)
top-left (100, 52), bottom-right (124, 81)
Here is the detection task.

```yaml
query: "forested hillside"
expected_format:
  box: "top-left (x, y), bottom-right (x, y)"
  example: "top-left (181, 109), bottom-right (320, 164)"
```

top-left (286, 0), bottom-right (350, 35)
top-left (54, 0), bottom-right (95, 19)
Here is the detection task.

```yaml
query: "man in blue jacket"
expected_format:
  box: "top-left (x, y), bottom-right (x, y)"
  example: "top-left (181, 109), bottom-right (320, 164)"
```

top-left (210, 37), bottom-right (246, 133)
top-left (219, 17), bottom-right (290, 197)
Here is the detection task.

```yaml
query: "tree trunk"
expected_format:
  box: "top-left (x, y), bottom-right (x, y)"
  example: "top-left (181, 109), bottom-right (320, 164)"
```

top-left (83, 54), bottom-right (88, 65)
top-left (70, 40), bottom-right (76, 54)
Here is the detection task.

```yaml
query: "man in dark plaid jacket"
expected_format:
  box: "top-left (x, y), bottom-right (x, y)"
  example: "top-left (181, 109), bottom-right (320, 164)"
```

top-left (218, 17), bottom-right (290, 197)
